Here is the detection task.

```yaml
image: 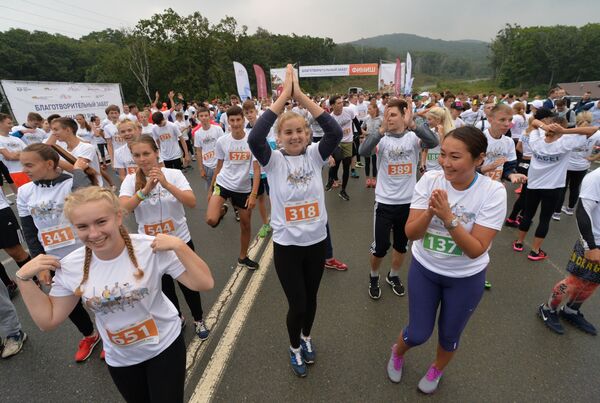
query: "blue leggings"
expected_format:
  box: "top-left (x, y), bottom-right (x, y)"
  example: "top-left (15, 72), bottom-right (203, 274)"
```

top-left (402, 258), bottom-right (486, 352)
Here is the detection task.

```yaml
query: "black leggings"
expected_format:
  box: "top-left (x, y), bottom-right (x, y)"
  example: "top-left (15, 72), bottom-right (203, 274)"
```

top-left (364, 154), bottom-right (377, 177)
top-left (107, 333), bottom-right (185, 403)
top-left (555, 169), bottom-right (587, 212)
top-left (518, 188), bottom-right (562, 238)
top-left (69, 299), bottom-right (95, 337)
top-left (274, 240), bottom-right (326, 348)
top-left (329, 157), bottom-right (351, 190)
top-left (161, 239), bottom-right (204, 321)
top-left (509, 163), bottom-right (529, 220)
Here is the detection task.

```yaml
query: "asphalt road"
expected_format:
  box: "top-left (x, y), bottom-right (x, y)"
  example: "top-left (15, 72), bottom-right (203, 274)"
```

top-left (1, 164), bottom-right (598, 402)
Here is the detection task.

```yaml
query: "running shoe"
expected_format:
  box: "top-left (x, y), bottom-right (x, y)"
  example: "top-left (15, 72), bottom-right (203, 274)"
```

top-left (369, 275), bottom-right (381, 300)
top-left (528, 249), bottom-right (548, 261)
top-left (386, 272), bottom-right (405, 296)
top-left (6, 280), bottom-right (19, 299)
top-left (351, 170), bottom-right (359, 179)
top-left (238, 256), bottom-right (259, 270)
top-left (559, 307), bottom-right (597, 335)
top-left (339, 190), bottom-right (350, 201)
top-left (258, 223), bottom-right (272, 238)
top-left (75, 333), bottom-right (100, 362)
top-left (387, 344), bottom-right (404, 383)
top-left (561, 206), bottom-right (574, 216)
top-left (512, 241), bottom-right (524, 252)
top-left (484, 280), bottom-right (492, 289)
top-left (551, 212), bottom-right (561, 221)
top-left (300, 337), bottom-right (316, 364)
top-left (365, 179), bottom-right (371, 188)
top-left (325, 179), bottom-right (334, 191)
top-left (195, 320), bottom-right (210, 340)
top-left (355, 161), bottom-right (364, 168)
top-left (418, 364), bottom-right (444, 394)
top-left (504, 218), bottom-right (520, 228)
top-left (324, 258), bottom-right (348, 271)
top-left (289, 347), bottom-right (307, 377)
top-left (515, 184), bottom-right (522, 194)
top-left (538, 304), bottom-right (564, 334)
top-left (1, 330), bottom-right (27, 359)
top-left (191, 155), bottom-right (197, 162)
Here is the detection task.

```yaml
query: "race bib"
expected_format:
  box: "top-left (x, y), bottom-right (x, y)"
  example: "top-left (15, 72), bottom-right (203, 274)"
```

top-left (343, 127), bottom-right (352, 135)
top-left (284, 200), bottom-right (320, 225)
top-left (388, 163), bottom-right (412, 176)
top-left (40, 225), bottom-right (76, 251)
top-left (229, 151), bottom-right (251, 163)
top-left (203, 150), bottom-right (215, 161)
top-left (159, 133), bottom-right (171, 141)
top-left (126, 166), bottom-right (137, 175)
top-left (427, 153), bottom-right (440, 161)
top-left (106, 317), bottom-right (159, 347)
top-left (423, 229), bottom-right (463, 256)
top-left (486, 167), bottom-right (503, 181)
top-left (144, 219), bottom-right (176, 236)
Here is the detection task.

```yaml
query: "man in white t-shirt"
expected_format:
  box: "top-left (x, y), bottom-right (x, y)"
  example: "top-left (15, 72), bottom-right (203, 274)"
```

top-left (326, 95), bottom-right (357, 201)
top-left (102, 104), bottom-right (125, 164)
top-left (151, 112), bottom-right (189, 170)
top-left (460, 100), bottom-right (485, 126)
top-left (194, 107), bottom-right (224, 190)
top-left (11, 112), bottom-right (48, 145)
top-left (0, 113), bottom-right (29, 187)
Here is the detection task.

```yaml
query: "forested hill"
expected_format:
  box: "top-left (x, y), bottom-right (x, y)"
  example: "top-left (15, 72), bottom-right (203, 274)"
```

top-left (348, 33), bottom-right (492, 78)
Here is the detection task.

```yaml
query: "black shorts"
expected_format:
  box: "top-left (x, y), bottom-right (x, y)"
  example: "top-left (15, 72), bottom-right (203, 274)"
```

top-left (370, 202), bottom-right (410, 257)
top-left (214, 183), bottom-right (249, 210)
top-left (257, 177), bottom-right (269, 196)
top-left (164, 158), bottom-right (183, 170)
top-left (0, 207), bottom-right (22, 249)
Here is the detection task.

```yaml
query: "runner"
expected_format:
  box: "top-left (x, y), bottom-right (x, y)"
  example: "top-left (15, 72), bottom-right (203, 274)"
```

top-left (359, 98), bottom-right (438, 300)
top-left (91, 115), bottom-right (109, 165)
top-left (139, 111), bottom-right (155, 136)
top-left (17, 143), bottom-right (101, 362)
top-left (102, 105), bottom-right (126, 164)
top-left (0, 113), bottom-right (29, 187)
top-left (538, 167), bottom-right (600, 335)
top-left (386, 126), bottom-right (506, 393)
top-left (119, 136), bottom-right (210, 340)
top-left (151, 112), bottom-right (190, 170)
top-left (361, 102), bottom-right (382, 188)
top-left (113, 120), bottom-right (144, 181)
top-left (420, 107), bottom-right (454, 173)
top-left (15, 186), bottom-right (214, 402)
top-left (10, 112), bottom-right (47, 145)
top-left (0, 160), bottom-right (19, 298)
top-left (205, 105), bottom-right (260, 270)
top-left (248, 64), bottom-right (342, 377)
top-left (75, 114), bottom-right (94, 143)
top-left (194, 107), bottom-right (225, 191)
top-left (513, 110), bottom-right (599, 260)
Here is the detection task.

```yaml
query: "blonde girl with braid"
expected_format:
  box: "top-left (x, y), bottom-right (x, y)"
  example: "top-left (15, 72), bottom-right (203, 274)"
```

top-left (14, 186), bottom-right (213, 403)
top-left (420, 107), bottom-right (455, 173)
top-left (119, 135), bottom-right (211, 340)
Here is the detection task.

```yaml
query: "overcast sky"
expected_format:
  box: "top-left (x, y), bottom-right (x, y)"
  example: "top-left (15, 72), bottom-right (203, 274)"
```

top-left (1, 0), bottom-right (599, 43)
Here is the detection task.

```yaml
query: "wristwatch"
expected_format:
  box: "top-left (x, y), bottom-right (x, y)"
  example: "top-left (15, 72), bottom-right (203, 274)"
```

top-left (444, 216), bottom-right (459, 230)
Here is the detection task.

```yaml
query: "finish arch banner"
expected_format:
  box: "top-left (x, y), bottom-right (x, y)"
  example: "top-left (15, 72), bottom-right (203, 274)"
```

top-left (298, 63), bottom-right (379, 78)
top-left (0, 80), bottom-right (123, 124)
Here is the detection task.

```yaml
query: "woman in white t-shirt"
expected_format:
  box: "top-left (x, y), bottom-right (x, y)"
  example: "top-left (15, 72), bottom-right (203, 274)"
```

top-left (420, 107), bottom-right (454, 173)
top-left (360, 103), bottom-right (382, 188)
top-left (513, 109), bottom-right (599, 261)
top-left (386, 126), bottom-right (506, 394)
top-left (248, 65), bottom-right (342, 377)
top-left (15, 186), bottom-right (213, 402)
top-left (119, 135), bottom-right (209, 340)
top-left (75, 114), bottom-right (94, 143)
top-left (511, 102), bottom-right (528, 144)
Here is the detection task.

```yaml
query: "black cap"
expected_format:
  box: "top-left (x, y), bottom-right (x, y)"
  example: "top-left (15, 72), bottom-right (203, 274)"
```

top-left (534, 108), bottom-right (556, 120)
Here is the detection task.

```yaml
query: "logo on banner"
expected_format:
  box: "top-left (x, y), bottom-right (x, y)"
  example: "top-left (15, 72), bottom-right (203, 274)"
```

top-left (349, 64), bottom-right (379, 76)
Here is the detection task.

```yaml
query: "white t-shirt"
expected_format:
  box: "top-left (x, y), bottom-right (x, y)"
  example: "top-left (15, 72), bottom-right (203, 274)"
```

top-left (114, 146), bottom-right (137, 175)
top-left (460, 109), bottom-right (484, 126)
top-left (120, 168), bottom-right (192, 242)
top-left (103, 122), bottom-right (127, 153)
top-left (214, 132), bottom-right (253, 193)
top-left (194, 125), bottom-right (224, 169)
top-left (152, 122), bottom-right (183, 161)
top-left (0, 187), bottom-right (9, 210)
top-left (375, 132), bottom-right (422, 205)
top-left (410, 170), bottom-right (507, 278)
top-left (219, 113), bottom-right (229, 133)
top-left (331, 108), bottom-right (355, 143)
top-left (528, 130), bottom-right (588, 189)
top-left (0, 134), bottom-right (26, 173)
top-left (71, 142), bottom-right (103, 186)
top-left (50, 235), bottom-right (184, 367)
top-left (353, 102), bottom-right (368, 121)
top-left (17, 178), bottom-right (82, 259)
top-left (510, 114), bottom-right (528, 140)
top-left (76, 128), bottom-right (94, 143)
top-left (567, 130), bottom-right (600, 171)
top-left (483, 130), bottom-right (517, 181)
top-left (175, 120), bottom-right (190, 141)
top-left (262, 144), bottom-right (328, 246)
top-left (11, 125), bottom-right (48, 145)
top-left (519, 131), bottom-right (533, 158)
top-left (579, 168), bottom-right (600, 245)
top-left (454, 118), bottom-right (465, 128)
top-left (141, 123), bottom-right (155, 137)
top-left (125, 113), bottom-right (138, 122)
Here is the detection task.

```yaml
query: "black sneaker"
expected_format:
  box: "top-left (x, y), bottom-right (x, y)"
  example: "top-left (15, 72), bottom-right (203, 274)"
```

top-left (369, 275), bottom-right (381, 300)
top-left (538, 304), bottom-right (564, 334)
top-left (6, 280), bottom-right (19, 299)
top-left (559, 307), bottom-right (597, 335)
top-left (338, 190), bottom-right (350, 201)
top-left (386, 272), bottom-right (405, 296)
top-left (325, 178), bottom-right (334, 191)
top-left (238, 256), bottom-right (259, 270)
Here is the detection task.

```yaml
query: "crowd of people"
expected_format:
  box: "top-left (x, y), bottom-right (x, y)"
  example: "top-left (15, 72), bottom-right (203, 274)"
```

top-left (0, 65), bottom-right (599, 400)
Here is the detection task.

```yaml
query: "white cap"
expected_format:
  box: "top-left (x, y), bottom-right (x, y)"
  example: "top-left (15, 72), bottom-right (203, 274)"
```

top-left (531, 100), bottom-right (544, 109)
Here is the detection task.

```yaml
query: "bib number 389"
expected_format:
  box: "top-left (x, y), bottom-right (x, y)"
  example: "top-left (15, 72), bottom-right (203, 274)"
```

top-left (423, 231), bottom-right (463, 256)
top-left (388, 163), bottom-right (412, 176)
top-left (106, 317), bottom-right (159, 347)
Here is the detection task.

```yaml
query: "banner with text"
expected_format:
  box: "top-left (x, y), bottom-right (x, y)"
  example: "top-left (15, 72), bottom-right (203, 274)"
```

top-left (233, 62), bottom-right (252, 101)
top-left (298, 63), bottom-right (379, 78)
top-left (0, 80), bottom-right (123, 124)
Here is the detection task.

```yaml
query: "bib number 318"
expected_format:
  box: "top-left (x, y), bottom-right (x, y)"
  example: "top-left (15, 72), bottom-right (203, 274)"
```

top-left (284, 201), bottom-right (320, 224)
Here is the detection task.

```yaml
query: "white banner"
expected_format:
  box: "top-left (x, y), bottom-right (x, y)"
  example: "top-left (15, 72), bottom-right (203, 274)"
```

top-left (0, 80), bottom-right (123, 124)
top-left (405, 53), bottom-right (413, 95)
top-left (300, 65), bottom-right (350, 78)
top-left (378, 63), bottom-right (396, 92)
top-left (233, 62), bottom-right (252, 101)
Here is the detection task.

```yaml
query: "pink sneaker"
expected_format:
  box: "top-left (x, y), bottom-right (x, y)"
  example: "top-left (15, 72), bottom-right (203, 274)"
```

top-left (324, 258), bottom-right (348, 271)
top-left (418, 364), bottom-right (443, 394)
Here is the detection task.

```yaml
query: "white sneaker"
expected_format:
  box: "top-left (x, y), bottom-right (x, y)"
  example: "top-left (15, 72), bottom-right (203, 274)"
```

top-left (561, 206), bottom-right (574, 216)
top-left (1, 331), bottom-right (27, 358)
top-left (551, 212), bottom-right (561, 221)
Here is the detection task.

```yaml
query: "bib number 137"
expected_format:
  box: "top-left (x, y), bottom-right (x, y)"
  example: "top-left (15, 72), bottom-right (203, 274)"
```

top-left (423, 232), bottom-right (463, 256)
